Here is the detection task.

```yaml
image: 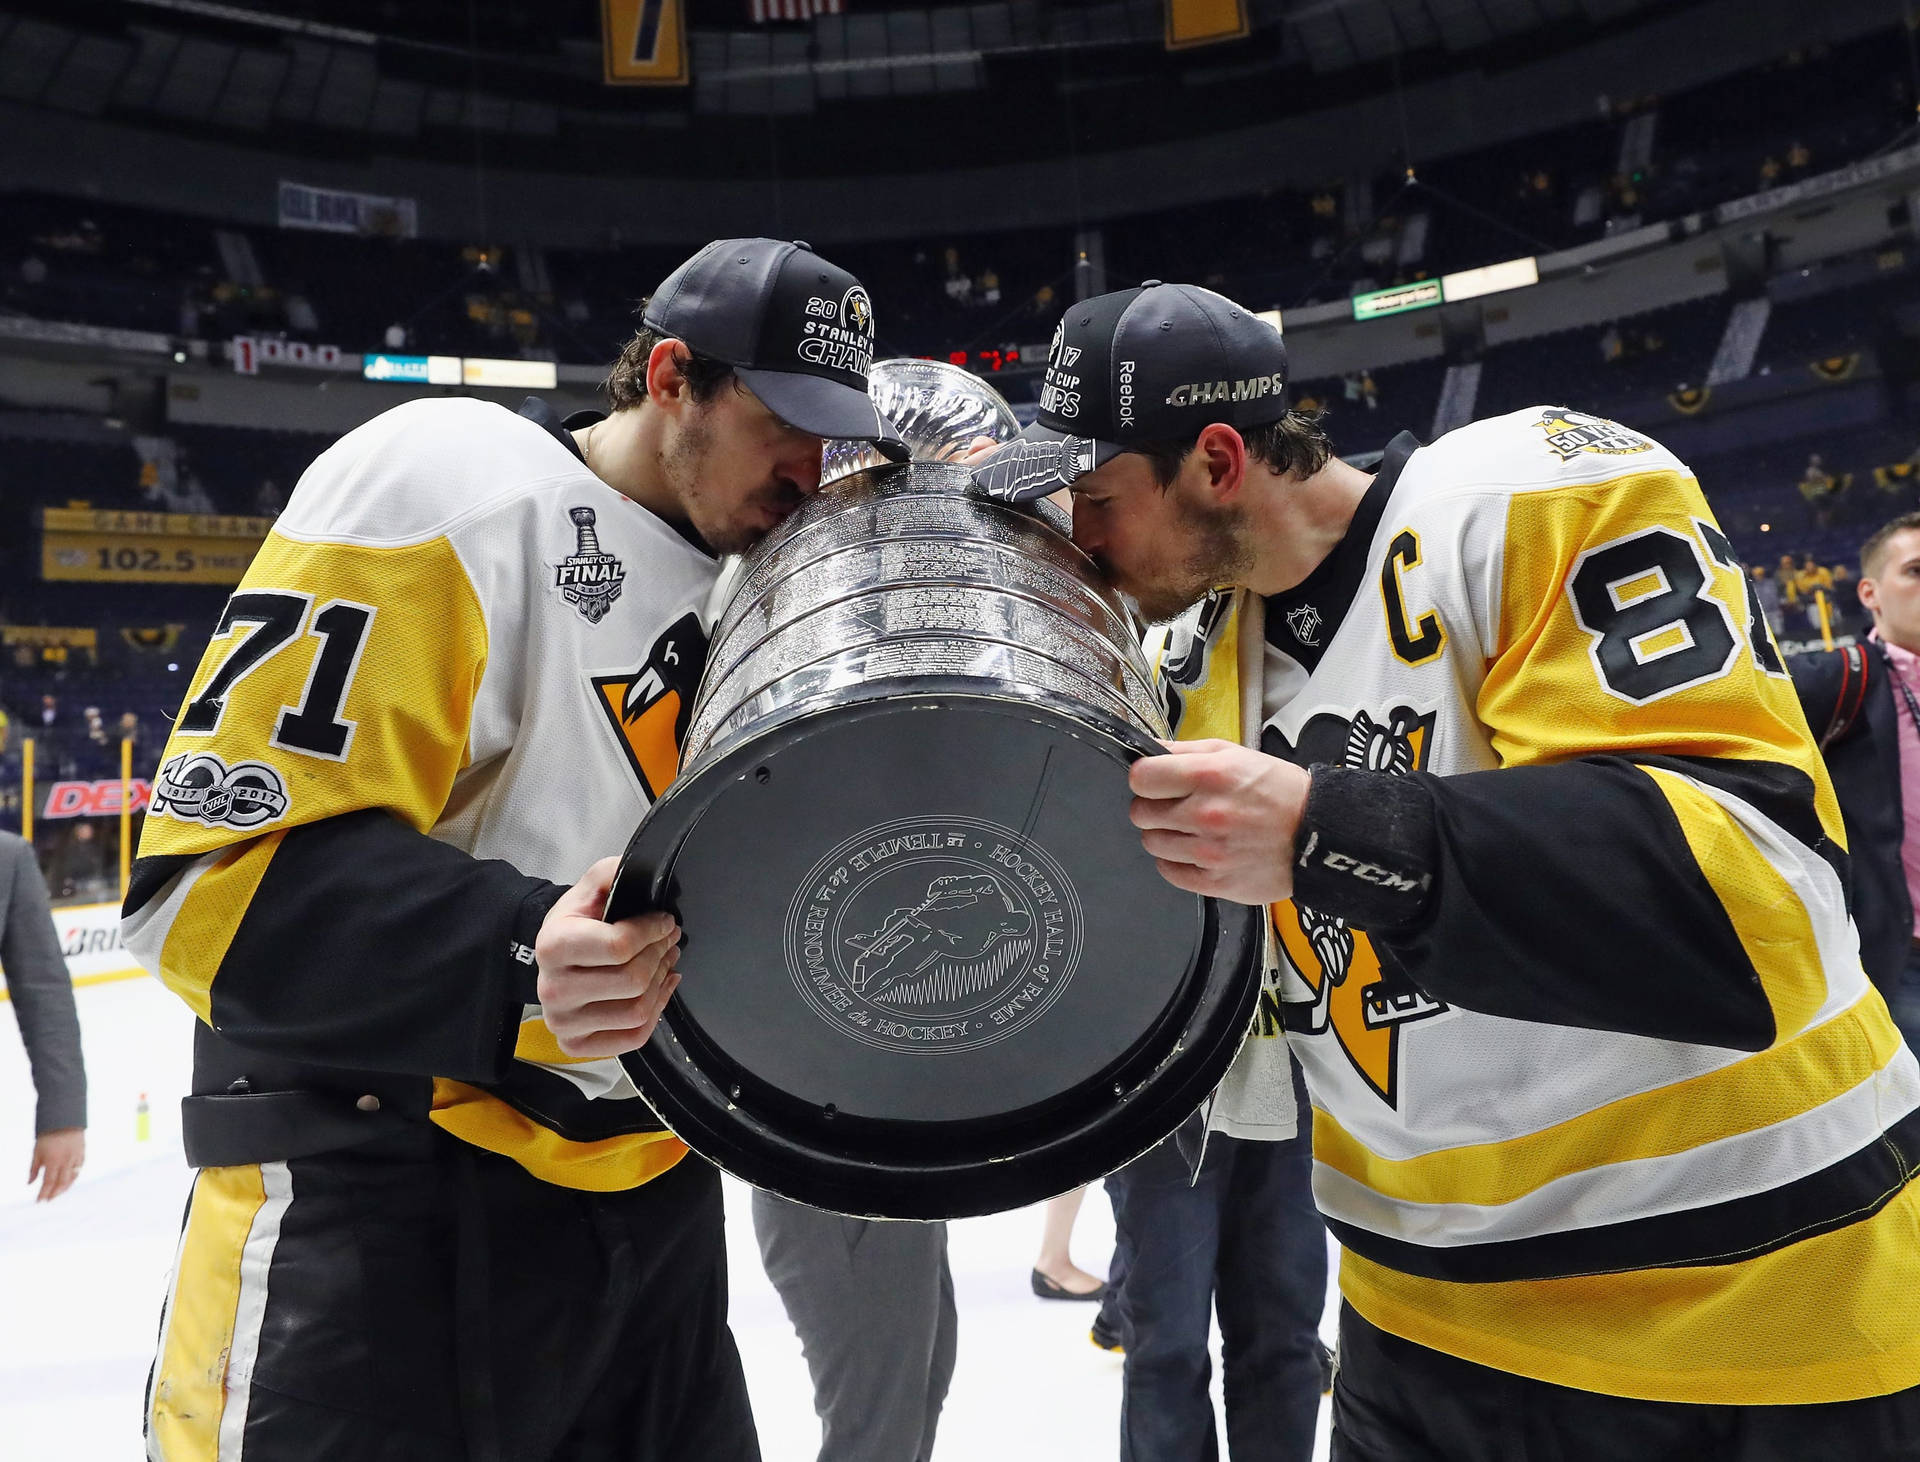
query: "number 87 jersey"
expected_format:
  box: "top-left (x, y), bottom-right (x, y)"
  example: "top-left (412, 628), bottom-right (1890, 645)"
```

top-left (1212, 406), bottom-right (1920, 1406)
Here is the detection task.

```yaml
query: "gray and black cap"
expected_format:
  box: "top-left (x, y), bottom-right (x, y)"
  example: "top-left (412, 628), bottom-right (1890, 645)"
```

top-left (645, 238), bottom-right (908, 458)
top-left (971, 282), bottom-right (1289, 503)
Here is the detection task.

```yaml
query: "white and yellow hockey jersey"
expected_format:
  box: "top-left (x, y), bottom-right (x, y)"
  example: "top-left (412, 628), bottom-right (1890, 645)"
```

top-left (124, 396), bottom-right (722, 1191)
top-left (1162, 408), bottom-right (1920, 1404)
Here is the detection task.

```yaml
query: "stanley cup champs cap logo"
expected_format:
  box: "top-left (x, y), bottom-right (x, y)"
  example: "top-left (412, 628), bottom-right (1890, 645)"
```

top-left (798, 284), bottom-right (876, 378)
top-left (1038, 320), bottom-right (1084, 422)
top-left (784, 815), bottom-right (1085, 1055)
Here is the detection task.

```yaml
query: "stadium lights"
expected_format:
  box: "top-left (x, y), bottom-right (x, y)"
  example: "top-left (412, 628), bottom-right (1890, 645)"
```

top-left (1439, 256), bottom-right (1541, 303)
top-left (462, 358), bottom-right (559, 390)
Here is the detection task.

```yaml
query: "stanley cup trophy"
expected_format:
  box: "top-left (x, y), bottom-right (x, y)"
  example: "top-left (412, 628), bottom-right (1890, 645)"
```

top-left (609, 359), bottom-right (1263, 1220)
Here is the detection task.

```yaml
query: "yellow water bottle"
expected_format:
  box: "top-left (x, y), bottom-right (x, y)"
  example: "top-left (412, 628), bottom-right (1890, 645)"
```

top-left (136, 1091), bottom-right (150, 1143)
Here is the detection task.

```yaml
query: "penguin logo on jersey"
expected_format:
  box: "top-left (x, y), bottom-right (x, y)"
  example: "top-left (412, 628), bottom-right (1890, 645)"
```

top-left (590, 612), bottom-right (707, 800)
top-left (1267, 703), bottom-right (1447, 1109)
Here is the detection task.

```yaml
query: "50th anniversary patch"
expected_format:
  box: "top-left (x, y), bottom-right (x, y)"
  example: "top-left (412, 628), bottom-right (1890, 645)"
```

top-left (784, 815), bottom-right (1084, 1054)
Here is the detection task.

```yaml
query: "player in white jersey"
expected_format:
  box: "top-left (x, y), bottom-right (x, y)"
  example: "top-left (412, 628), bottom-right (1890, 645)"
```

top-left (124, 239), bottom-right (904, 1462)
top-left (974, 283), bottom-right (1920, 1460)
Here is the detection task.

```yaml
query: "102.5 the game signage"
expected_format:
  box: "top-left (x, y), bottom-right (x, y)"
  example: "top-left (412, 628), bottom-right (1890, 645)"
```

top-left (40, 508), bottom-right (272, 586)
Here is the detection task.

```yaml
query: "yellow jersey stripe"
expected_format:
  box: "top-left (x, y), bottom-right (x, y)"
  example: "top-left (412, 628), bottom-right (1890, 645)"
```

top-left (1340, 1179), bottom-right (1920, 1405)
top-left (429, 1078), bottom-right (688, 1192)
top-left (156, 837), bottom-right (283, 1025)
top-left (1312, 995), bottom-right (1904, 1207)
top-left (1642, 765), bottom-right (1829, 1042)
top-left (513, 1015), bottom-right (605, 1067)
top-left (149, 1164), bottom-right (267, 1459)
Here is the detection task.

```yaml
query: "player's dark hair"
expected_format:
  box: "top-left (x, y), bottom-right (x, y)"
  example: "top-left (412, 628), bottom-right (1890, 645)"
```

top-left (1861, 511), bottom-right (1920, 577)
top-left (1126, 406), bottom-right (1334, 489)
top-left (604, 310), bottom-right (736, 411)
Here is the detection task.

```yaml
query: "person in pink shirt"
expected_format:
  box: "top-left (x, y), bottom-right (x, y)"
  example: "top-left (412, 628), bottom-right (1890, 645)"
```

top-left (1793, 510), bottom-right (1920, 1044)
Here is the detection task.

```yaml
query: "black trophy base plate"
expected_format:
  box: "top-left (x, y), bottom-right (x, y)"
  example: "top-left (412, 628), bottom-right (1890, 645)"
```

top-left (612, 686), bottom-right (1261, 1219)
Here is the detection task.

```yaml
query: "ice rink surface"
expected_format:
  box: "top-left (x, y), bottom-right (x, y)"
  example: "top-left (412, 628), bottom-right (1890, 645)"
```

top-left (0, 977), bottom-right (1337, 1461)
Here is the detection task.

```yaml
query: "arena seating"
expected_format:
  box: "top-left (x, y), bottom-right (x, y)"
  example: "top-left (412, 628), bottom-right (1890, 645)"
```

top-left (1475, 294), bottom-right (1732, 420)
top-left (0, 29), bottom-right (1910, 376)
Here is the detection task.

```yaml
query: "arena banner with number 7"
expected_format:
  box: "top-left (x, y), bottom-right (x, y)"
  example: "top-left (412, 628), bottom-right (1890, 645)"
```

top-left (602, 0), bottom-right (689, 85)
top-left (1165, 0), bottom-right (1248, 50)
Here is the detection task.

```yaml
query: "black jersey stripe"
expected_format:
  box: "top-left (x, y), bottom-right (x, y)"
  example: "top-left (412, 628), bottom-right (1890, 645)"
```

top-left (1325, 1104), bottom-right (1920, 1284)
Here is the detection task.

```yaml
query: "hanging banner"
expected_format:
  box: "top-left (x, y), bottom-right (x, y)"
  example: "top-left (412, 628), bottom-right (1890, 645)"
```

top-left (122, 625), bottom-right (186, 653)
top-left (41, 508), bottom-right (271, 586)
top-left (277, 181), bottom-right (419, 238)
top-left (2, 625), bottom-right (99, 663)
top-left (749, 0), bottom-right (842, 18)
top-left (602, 0), bottom-right (689, 85)
top-left (1165, 0), bottom-right (1248, 49)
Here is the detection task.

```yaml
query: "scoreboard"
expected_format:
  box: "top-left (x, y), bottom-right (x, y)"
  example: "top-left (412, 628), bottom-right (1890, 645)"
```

top-left (942, 345), bottom-right (1049, 376)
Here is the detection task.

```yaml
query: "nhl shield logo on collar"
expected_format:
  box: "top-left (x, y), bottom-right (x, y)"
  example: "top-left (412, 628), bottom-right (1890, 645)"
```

top-left (556, 506), bottom-right (626, 625)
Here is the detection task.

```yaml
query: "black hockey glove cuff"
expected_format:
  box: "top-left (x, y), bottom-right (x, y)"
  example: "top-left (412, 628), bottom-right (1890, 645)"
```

top-left (506, 881), bottom-right (568, 1007)
top-left (1290, 766), bottom-right (1438, 932)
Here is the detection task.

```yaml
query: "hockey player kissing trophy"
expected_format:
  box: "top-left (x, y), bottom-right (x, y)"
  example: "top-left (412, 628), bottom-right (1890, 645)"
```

top-left (973, 282), bottom-right (1920, 1462)
top-left (125, 238), bottom-right (910, 1462)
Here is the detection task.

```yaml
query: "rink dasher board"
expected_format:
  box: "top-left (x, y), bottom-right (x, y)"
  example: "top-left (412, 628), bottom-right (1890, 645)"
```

top-left (0, 901), bottom-right (147, 997)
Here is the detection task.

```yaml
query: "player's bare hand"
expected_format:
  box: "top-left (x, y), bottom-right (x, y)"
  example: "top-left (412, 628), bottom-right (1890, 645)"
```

top-left (1128, 740), bottom-right (1311, 905)
top-left (28, 1127), bottom-right (84, 1203)
top-left (953, 435), bottom-right (1002, 466)
top-left (535, 857), bottom-right (682, 1058)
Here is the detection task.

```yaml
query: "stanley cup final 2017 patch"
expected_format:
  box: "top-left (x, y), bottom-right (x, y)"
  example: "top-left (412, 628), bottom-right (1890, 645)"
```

top-left (555, 506), bottom-right (626, 624)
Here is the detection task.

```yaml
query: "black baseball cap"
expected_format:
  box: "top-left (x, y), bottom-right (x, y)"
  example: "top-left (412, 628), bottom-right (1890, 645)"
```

top-left (971, 282), bottom-right (1289, 502)
top-left (644, 238), bottom-right (907, 458)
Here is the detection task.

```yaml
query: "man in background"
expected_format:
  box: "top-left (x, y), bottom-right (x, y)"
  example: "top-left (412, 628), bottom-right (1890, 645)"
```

top-left (1, 830), bottom-right (85, 1201)
top-left (1793, 510), bottom-right (1920, 1045)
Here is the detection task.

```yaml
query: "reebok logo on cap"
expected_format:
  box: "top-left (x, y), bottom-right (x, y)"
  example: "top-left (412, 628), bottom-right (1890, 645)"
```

top-left (972, 282), bottom-right (1289, 502)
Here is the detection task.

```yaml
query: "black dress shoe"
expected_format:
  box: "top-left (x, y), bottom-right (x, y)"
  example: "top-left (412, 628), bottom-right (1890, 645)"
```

top-left (1031, 1268), bottom-right (1106, 1302)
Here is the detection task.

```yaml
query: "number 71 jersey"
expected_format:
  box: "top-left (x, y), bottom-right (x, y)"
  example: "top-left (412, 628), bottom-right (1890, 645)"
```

top-left (127, 397), bottom-right (722, 1189)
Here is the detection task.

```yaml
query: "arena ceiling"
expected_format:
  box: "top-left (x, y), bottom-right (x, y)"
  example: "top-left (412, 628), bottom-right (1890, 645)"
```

top-left (0, 0), bottom-right (1772, 176)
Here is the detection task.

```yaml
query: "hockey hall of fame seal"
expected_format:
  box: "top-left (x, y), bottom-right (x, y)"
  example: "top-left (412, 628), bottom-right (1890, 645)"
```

top-left (783, 814), bottom-right (1086, 1055)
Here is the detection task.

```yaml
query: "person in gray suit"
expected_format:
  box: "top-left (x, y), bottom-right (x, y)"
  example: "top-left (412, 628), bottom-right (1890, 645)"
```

top-left (752, 1193), bottom-right (957, 1462)
top-left (1, 831), bottom-right (86, 1200)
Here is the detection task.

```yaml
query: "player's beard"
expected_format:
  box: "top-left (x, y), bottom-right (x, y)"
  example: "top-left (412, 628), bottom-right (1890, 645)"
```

top-left (1125, 493), bottom-right (1254, 625)
top-left (666, 409), bottom-right (806, 557)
